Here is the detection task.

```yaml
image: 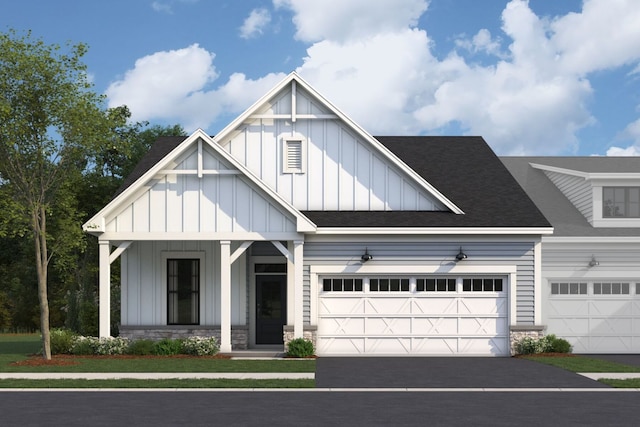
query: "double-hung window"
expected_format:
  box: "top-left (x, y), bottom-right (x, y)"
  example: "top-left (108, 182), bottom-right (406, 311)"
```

top-left (167, 259), bottom-right (200, 325)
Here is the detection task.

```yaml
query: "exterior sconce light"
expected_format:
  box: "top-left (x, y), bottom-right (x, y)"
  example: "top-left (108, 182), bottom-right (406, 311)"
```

top-left (361, 248), bottom-right (373, 262)
top-left (588, 255), bottom-right (599, 267)
top-left (455, 247), bottom-right (468, 262)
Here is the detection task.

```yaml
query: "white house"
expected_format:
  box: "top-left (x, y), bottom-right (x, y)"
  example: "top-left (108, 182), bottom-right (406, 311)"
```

top-left (83, 72), bottom-right (553, 356)
top-left (503, 157), bottom-right (640, 353)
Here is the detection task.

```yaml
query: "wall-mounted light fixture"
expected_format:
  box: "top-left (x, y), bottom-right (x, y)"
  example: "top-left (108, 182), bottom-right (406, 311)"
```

top-left (588, 255), bottom-right (599, 267)
top-left (455, 247), bottom-right (468, 262)
top-left (361, 248), bottom-right (373, 262)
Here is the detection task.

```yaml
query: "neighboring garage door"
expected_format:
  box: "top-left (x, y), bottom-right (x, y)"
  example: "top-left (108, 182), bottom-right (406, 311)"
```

top-left (545, 281), bottom-right (640, 353)
top-left (317, 276), bottom-right (509, 356)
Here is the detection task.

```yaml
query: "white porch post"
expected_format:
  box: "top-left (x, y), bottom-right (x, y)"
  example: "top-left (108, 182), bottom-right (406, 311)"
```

top-left (293, 240), bottom-right (304, 338)
top-left (287, 241), bottom-right (304, 338)
top-left (220, 240), bottom-right (232, 353)
top-left (98, 241), bottom-right (111, 338)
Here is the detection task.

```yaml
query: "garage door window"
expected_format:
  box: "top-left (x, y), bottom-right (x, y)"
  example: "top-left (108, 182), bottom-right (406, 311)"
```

top-left (551, 282), bottom-right (587, 295)
top-left (594, 282), bottom-right (629, 295)
top-left (463, 278), bottom-right (503, 292)
top-left (370, 278), bottom-right (410, 292)
top-left (323, 278), bottom-right (363, 292)
top-left (416, 278), bottom-right (456, 292)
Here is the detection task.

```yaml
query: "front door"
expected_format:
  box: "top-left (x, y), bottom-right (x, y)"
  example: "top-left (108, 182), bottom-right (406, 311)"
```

top-left (256, 275), bottom-right (287, 344)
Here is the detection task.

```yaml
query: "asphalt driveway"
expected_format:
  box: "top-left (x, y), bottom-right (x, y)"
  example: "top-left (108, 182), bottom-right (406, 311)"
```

top-left (315, 357), bottom-right (609, 388)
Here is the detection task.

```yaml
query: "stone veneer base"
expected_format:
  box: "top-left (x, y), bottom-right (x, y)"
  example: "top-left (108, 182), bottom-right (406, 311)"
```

top-left (118, 325), bottom-right (249, 350)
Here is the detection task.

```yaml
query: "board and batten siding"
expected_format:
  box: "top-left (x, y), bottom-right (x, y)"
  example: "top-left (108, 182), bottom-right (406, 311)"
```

top-left (220, 86), bottom-right (446, 212)
top-left (302, 239), bottom-right (537, 324)
top-left (105, 145), bottom-right (297, 234)
top-left (543, 170), bottom-right (593, 223)
top-left (121, 241), bottom-right (247, 326)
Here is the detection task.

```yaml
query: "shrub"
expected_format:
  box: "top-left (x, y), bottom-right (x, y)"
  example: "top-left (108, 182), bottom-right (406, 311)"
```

top-left (49, 328), bottom-right (77, 355)
top-left (545, 334), bottom-right (572, 353)
top-left (182, 336), bottom-right (220, 356)
top-left (286, 338), bottom-right (315, 358)
top-left (70, 336), bottom-right (129, 355)
top-left (153, 338), bottom-right (183, 355)
top-left (515, 334), bottom-right (572, 355)
top-left (126, 339), bottom-right (156, 355)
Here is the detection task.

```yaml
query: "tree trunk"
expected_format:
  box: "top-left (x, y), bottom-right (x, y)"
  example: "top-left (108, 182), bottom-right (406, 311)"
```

top-left (33, 205), bottom-right (51, 360)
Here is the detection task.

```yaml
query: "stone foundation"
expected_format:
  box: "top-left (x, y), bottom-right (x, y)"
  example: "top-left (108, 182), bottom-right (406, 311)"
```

top-left (119, 325), bottom-right (249, 350)
top-left (283, 325), bottom-right (317, 353)
top-left (509, 325), bottom-right (546, 356)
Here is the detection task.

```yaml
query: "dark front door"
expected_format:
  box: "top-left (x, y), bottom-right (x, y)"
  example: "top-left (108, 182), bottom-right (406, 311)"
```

top-left (256, 275), bottom-right (287, 345)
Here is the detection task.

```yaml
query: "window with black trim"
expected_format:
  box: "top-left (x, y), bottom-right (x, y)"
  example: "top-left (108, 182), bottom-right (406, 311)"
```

top-left (167, 259), bottom-right (200, 325)
top-left (603, 187), bottom-right (640, 218)
top-left (463, 278), bottom-right (503, 292)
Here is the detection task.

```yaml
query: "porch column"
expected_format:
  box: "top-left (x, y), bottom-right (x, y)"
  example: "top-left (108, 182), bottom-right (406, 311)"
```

top-left (293, 240), bottom-right (304, 338)
top-left (98, 241), bottom-right (111, 338)
top-left (220, 240), bottom-right (232, 353)
top-left (287, 240), bottom-right (304, 338)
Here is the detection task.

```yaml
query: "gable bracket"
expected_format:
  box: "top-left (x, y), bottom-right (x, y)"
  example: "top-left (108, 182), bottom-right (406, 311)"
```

top-left (271, 240), bottom-right (292, 262)
top-left (109, 241), bottom-right (132, 264)
top-left (230, 241), bottom-right (253, 264)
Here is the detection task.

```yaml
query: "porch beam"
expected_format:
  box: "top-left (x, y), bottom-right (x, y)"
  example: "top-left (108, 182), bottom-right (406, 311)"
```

top-left (108, 241), bottom-right (132, 264)
top-left (220, 240), bottom-right (232, 353)
top-left (230, 241), bottom-right (252, 264)
top-left (99, 241), bottom-right (111, 338)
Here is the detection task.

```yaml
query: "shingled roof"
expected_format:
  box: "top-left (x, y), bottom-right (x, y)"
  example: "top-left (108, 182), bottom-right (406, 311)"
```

top-left (115, 135), bottom-right (551, 229)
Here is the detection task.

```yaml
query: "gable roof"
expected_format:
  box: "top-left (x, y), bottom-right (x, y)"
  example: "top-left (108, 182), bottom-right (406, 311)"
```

top-left (501, 156), bottom-right (640, 237)
top-left (84, 129), bottom-right (316, 234)
top-left (305, 137), bottom-right (551, 229)
top-left (213, 72), bottom-right (464, 215)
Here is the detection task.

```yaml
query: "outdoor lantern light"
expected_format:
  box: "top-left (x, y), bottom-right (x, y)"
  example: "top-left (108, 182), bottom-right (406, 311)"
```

top-left (361, 248), bottom-right (373, 262)
top-left (455, 247), bottom-right (468, 261)
top-left (588, 255), bottom-right (599, 267)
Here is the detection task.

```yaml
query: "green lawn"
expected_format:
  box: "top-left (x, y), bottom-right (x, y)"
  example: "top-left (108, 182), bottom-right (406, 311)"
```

top-left (598, 378), bottom-right (640, 388)
top-left (521, 355), bottom-right (640, 373)
top-left (0, 378), bottom-right (315, 388)
top-left (0, 334), bottom-right (315, 374)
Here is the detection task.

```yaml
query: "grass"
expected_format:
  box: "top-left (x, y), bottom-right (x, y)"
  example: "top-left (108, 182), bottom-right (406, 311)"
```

top-left (0, 333), bottom-right (316, 388)
top-left (598, 378), bottom-right (640, 388)
top-left (0, 378), bottom-right (315, 388)
top-left (521, 355), bottom-right (640, 373)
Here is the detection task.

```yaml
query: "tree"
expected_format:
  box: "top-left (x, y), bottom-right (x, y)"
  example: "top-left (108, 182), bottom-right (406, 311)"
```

top-left (0, 30), bottom-right (126, 359)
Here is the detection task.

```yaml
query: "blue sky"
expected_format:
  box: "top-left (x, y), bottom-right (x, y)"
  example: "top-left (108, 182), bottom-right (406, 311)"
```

top-left (2, 0), bottom-right (640, 156)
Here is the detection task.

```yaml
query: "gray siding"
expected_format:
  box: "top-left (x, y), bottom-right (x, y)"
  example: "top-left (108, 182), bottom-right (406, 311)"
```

top-left (544, 170), bottom-right (593, 222)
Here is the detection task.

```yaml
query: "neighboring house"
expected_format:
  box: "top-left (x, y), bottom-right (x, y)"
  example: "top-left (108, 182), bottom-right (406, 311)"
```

top-left (502, 158), bottom-right (640, 353)
top-left (83, 72), bottom-right (552, 356)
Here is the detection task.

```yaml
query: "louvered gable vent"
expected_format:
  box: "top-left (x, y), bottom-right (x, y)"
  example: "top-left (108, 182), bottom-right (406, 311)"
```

top-left (283, 137), bottom-right (305, 173)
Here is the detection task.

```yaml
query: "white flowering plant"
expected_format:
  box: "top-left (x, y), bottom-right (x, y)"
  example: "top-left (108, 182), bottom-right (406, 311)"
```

top-left (181, 336), bottom-right (220, 356)
top-left (71, 336), bottom-right (129, 355)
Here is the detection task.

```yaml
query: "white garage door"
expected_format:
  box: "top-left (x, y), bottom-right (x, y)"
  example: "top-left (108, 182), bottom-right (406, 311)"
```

top-left (545, 281), bottom-right (640, 353)
top-left (317, 277), bottom-right (509, 356)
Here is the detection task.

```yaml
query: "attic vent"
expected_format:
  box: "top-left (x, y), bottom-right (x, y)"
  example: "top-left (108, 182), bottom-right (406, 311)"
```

top-left (283, 137), bottom-right (306, 173)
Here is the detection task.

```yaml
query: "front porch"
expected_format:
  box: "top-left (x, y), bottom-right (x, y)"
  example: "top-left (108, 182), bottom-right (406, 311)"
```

top-left (99, 239), bottom-right (306, 353)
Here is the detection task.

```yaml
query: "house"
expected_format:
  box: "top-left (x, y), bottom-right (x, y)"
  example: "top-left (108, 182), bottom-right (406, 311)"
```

top-left (83, 72), bottom-right (553, 356)
top-left (502, 158), bottom-right (640, 353)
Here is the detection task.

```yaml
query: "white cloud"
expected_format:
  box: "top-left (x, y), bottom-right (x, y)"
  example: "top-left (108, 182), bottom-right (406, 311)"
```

top-left (151, 1), bottom-right (173, 14)
top-left (274, 0), bottom-right (428, 43)
top-left (106, 44), bottom-right (219, 130)
top-left (239, 8), bottom-right (272, 39)
top-left (607, 118), bottom-right (640, 156)
top-left (108, 0), bottom-right (640, 155)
